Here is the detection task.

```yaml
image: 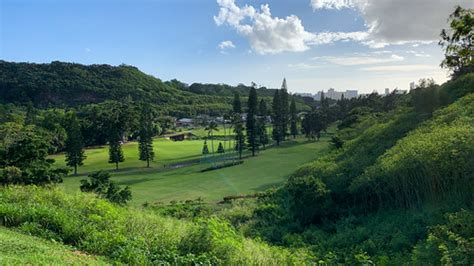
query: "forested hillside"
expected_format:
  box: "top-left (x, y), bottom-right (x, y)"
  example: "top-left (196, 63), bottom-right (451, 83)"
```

top-left (0, 60), bottom-right (309, 116)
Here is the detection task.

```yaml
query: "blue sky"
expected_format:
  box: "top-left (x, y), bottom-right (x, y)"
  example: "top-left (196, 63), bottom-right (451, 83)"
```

top-left (2, 0), bottom-right (472, 93)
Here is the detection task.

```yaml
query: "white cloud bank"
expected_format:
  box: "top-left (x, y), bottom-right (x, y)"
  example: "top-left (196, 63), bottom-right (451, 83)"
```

top-left (311, 0), bottom-right (474, 45)
top-left (215, 0), bottom-right (474, 54)
top-left (214, 0), bottom-right (366, 54)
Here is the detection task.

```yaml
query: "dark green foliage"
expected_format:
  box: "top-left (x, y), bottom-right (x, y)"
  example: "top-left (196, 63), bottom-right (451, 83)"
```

top-left (246, 87), bottom-right (258, 156)
top-left (290, 98), bottom-right (298, 138)
top-left (138, 104), bottom-right (155, 167)
top-left (80, 171), bottom-right (131, 205)
top-left (257, 99), bottom-right (269, 149)
top-left (271, 90), bottom-right (284, 145)
top-left (108, 135), bottom-right (124, 170)
top-left (217, 142), bottom-right (224, 154)
top-left (202, 140), bottom-right (209, 155)
top-left (64, 111), bottom-right (85, 175)
top-left (440, 6), bottom-right (474, 78)
top-left (0, 126), bottom-right (67, 185)
top-left (301, 109), bottom-right (326, 141)
top-left (232, 92), bottom-right (242, 114)
top-left (412, 210), bottom-right (474, 265)
top-left (233, 114), bottom-right (245, 159)
top-left (330, 136), bottom-right (344, 149)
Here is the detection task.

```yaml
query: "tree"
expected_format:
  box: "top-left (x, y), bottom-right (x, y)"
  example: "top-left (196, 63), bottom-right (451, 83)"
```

top-left (64, 111), bottom-right (86, 175)
top-left (217, 142), bottom-right (225, 153)
top-left (233, 92), bottom-right (242, 114)
top-left (0, 126), bottom-right (68, 185)
top-left (246, 87), bottom-right (259, 156)
top-left (138, 104), bottom-right (155, 168)
top-left (280, 88), bottom-right (289, 140)
top-left (271, 90), bottom-right (283, 145)
top-left (301, 110), bottom-right (326, 141)
top-left (233, 114), bottom-right (245, 159)
top-left (80, 171), bottom-right (132, 205)
top-left (205, 121), bottom-right (219, 154)
top-left (202, 140), bottom-right (209, 155)
top-left (257, 99), bottom-right (269, 149)
top-left (108, 132), bottom-right (124, 170)
top-left (440, 6), bottom-right (474, 78)
top-left (290, 98), bottom-right (298, 139)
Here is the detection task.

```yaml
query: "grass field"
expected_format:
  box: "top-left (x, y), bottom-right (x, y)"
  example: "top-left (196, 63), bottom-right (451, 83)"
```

top-left (52, 138), bottom-right (224, 173)
top-left (0, 227), bottom-right (108, 265)
top-left (59, 136), bottom-right (330, 206)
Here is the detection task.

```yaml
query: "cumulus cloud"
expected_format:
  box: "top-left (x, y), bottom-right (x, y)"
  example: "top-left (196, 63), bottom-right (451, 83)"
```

top-left (214, 0), bottom-right (366, 54)
top-left (311, 0), bottom-right (474, 45)
top-left (310, 0), bottom-right (353, 10)
top-left (315, 53), bottom-right (404, 65)
top-left (218, 40), bottom-right (236, 50)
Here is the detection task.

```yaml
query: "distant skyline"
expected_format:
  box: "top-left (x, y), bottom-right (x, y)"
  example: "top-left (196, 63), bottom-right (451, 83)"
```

top-left (2, 0), bottom-right (474, 93)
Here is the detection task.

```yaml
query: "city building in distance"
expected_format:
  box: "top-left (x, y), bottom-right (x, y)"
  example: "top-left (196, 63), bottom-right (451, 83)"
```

top-left (296, 88), bottom-right (358, 100)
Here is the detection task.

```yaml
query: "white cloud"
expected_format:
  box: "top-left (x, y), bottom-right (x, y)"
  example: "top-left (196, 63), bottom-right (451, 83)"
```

top-left (310, 0), bottom-right (353, 10)
top-left (360, 64), bottom-right (439, 72)
top-left (218, 40), bottom-right (236, 50)
top-left (314, 53), bottom-right (404, 65)
top-left (84, 48), bottom-right (91, 53)
top-left (311, 0), bottom-right (474, 45)
top-left (214, 0), bottom-right (366, 54)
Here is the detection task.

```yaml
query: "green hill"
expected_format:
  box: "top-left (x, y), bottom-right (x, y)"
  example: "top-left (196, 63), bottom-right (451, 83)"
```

top-left (0, 60), bottom-right (310, 115)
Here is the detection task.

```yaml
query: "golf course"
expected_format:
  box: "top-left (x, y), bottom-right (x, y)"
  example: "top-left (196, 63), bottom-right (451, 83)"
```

top-left (53, 133), bottom-right (330, 206)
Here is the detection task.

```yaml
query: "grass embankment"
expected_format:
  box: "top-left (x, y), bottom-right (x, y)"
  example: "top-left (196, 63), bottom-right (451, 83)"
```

top-left (0, 186), bottom-right (315, 264)
top-left (0, 227), bottom-right (109, 265)
top-left (59, 137), bottom-right (330, 205)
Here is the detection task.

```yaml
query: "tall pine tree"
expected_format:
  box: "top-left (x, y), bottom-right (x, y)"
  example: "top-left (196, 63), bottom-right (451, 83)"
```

top-left (271, 90), bottom-right (283, 145)
top-left (290, 98), bottom-right (298, 139)
top-left (280, 87), bottom-right (289, 140)
top-left (246, 87), bottom-right (258, 156)
top-left (257, 99), bottom-right (269, 149)
top-left (138, 104), bottom-right (155, 168)
top-left (108, 132), bottom-right (124, 170)
top-left (65, 111), bottom-right (86, 175)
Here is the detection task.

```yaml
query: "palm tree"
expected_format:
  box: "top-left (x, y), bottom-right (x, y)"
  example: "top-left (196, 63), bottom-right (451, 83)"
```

top-left (205, 121), bottom-right (219, 154)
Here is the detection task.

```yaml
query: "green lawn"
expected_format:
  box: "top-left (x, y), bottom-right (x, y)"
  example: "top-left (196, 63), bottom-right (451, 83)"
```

top-left (52, 138), bottom-right (225, 174)
top-left (0, 227), bottom-right (109, 265)
top-left (60, 137), bottom-right (330, 206)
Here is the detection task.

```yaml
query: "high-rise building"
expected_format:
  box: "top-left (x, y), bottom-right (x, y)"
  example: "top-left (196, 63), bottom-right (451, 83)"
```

top-left (385, 88), bottom-right (390, 95)
top-left (409, 81), bottom-right (416, 90)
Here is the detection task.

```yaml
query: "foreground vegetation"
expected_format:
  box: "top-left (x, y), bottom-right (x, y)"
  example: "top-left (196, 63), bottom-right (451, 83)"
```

top-left (0, 226), bottom-right (108, 265)
top-left (0, 186), bottom-right (315, 264)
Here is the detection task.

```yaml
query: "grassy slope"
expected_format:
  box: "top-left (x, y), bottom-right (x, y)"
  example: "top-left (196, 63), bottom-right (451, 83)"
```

top-left (60, 137), bottom-right (330, 205)
top-left (0, 227), bottom-right (108, 265)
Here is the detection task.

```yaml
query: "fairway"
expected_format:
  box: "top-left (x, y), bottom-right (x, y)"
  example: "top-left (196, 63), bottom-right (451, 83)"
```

top-left (52, 138), bottom-right (223, 174)
top-left (60, 138), bottom-right (329, 205)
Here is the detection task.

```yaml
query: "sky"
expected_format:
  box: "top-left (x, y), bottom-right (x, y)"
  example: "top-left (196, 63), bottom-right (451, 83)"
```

top-left (1, 0), bottom-right (473, 94)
